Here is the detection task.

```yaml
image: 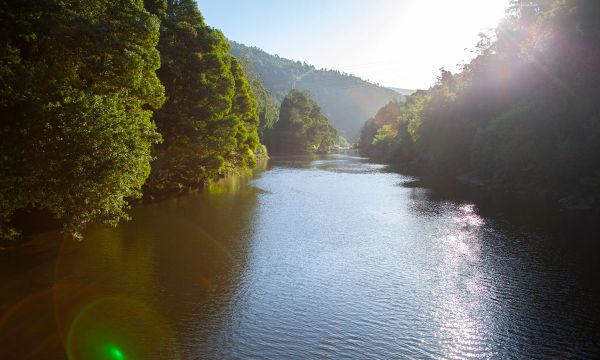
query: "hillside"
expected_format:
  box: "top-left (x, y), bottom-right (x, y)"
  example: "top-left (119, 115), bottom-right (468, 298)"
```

top-left (388, 87), bottom-right (417, 96)
top-left (230, 42), bottom-right (400, 141)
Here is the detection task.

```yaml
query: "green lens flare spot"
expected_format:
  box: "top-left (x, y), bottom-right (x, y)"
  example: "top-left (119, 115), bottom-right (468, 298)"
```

top-left (67, 297), bottom-right (181, 360)
top-left (106, 345), bottom-right (125, 360)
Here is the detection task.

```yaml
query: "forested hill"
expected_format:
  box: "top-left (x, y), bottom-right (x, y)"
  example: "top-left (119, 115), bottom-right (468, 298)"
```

top-left (230, 41), bottom-right (400, 141)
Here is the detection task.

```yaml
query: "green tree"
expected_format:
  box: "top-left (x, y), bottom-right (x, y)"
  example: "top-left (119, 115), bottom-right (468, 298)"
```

top-left (236, 56), bottom-right (280, 142)
top-left (146, 0), bottom-right (259, 195)
top-left (359, 101), bottom-right (404, 158)
top-left (266, 89), bottom-right (337, 154)
top-left (360, 0), bottom-right (600, 207)
top-left (358, 97), bottom-right (424, 162)
top-left (370, 125), bottom-right (397, 159)
top-left (0, 0), bottom-right (164, 240)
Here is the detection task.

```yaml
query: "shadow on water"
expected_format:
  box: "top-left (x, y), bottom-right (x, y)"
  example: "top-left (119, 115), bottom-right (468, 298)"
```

top-left (0, 165), bottom-right (266, 359)
top-left (400, 173), bottom-right (600, 295)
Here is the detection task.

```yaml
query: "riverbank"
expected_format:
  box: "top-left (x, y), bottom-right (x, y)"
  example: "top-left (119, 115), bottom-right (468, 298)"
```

top-left (456, 171), bottom-right (600, 212)
top-left (1, 157), bottom-right (271, 247)
top-left (367, 154), bottom-right (600, 213)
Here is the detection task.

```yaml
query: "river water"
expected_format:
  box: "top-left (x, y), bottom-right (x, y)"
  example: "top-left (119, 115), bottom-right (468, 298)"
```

top-left (1, 154), bottom-right (599, 359)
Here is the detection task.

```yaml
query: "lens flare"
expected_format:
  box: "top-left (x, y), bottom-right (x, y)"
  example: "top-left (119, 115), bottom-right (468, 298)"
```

top-left (66, 297), bottom-right (181, 360)
top-left (106, 345), bottom-right (126, 360)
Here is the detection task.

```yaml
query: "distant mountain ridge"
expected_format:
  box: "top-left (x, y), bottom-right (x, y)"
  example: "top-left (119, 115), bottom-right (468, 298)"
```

top-left (230, 42), bottom-right (401, 141)
top-left (388, 87), bottom-right (417, 96)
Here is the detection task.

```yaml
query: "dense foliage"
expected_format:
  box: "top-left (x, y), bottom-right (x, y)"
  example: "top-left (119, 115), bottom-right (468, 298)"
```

top-left (230, 42), bottom-right (400, 141)
top-left (266, 90), bottom-right (337, 154)
top-left (0, 0), bottom-right (261, 240)
top-left (360, 0), bottom-right (600, 208)
top-left (145, 0), bottom-right (260, 195)
top-left (0, 0), bottom-right (164, 239)
top-left (237, 57), bottom-right (280, 142)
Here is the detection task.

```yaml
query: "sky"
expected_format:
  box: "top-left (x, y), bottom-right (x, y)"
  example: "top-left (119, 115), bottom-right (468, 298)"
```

top-left (198, 0), bottom-right (510, 90)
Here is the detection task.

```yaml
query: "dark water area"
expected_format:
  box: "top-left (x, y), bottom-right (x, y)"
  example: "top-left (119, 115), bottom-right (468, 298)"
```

top-left (1, 154), bottom-right (599, 359)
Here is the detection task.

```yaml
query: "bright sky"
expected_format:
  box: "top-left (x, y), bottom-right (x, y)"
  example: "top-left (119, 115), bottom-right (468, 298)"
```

top-left (198, 0), bottom-right (510, 89)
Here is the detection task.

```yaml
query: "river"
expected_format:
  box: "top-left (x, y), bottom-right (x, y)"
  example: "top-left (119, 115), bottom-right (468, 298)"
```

top-left (1, 154), bottom-right (599, 359)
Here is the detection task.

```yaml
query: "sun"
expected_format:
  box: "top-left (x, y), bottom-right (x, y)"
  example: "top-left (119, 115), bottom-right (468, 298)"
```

top-left (337, 0), bottom-right (510, 88)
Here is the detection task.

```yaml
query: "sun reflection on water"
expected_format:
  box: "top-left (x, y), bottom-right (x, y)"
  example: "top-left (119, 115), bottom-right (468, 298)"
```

top-left (433, 203), bottom-right (492, 359)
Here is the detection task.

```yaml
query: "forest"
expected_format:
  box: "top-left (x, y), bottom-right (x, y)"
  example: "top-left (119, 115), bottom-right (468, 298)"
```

top-left (230, 42), bottom-right (400, 141)
top-left (0, 0), bottom-right (264, 240)
top-left (359, 0), bottom-right (600, 210)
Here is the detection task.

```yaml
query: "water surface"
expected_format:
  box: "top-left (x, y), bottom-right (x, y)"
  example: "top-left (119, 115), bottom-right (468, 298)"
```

top-left (1, 154), bottom-right (599, 359)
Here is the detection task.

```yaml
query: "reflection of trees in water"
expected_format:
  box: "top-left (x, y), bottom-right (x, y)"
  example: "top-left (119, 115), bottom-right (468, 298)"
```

top-left (0, 170), bottom-right (262, 359)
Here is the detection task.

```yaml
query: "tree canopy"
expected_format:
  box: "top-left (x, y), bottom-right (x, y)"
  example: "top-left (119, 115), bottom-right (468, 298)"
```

top-left (359, 0), bottom-right (600, 207)
top-left (144, 0), bottom-right (259, 195)
top-left (0, 0), bottom-right (262, 240)
top-left (237, 56), bottom-right (280, 142)
top-left (266, 90), bottom-right (337, 154)
top-left (0, 0), bottom-right (165, 239)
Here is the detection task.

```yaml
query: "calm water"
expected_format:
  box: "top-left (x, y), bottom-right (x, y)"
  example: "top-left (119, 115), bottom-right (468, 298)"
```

top-left (1, 154), bottom-right (599, 359)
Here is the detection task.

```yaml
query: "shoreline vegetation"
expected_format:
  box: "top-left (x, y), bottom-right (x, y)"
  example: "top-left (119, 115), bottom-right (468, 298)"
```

top-left (0, 0), bottom-right (268, 241)
top-left (358, 1), bottom-right (600, 213)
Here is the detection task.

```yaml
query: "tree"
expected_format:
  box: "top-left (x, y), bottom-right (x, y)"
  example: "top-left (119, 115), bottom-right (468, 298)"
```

top-left (145, 0), bottom-right (259, 195)
top-left (359, 0), bottom-right (600, 207)
top-left (266, 89), bottom-right (337, 154)
top-left (0, 0), bottom-right (164, 239)
top-left (237, 56), bottom-right (280, 142)
top-left (359, 101), bottom-right (403, 157)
